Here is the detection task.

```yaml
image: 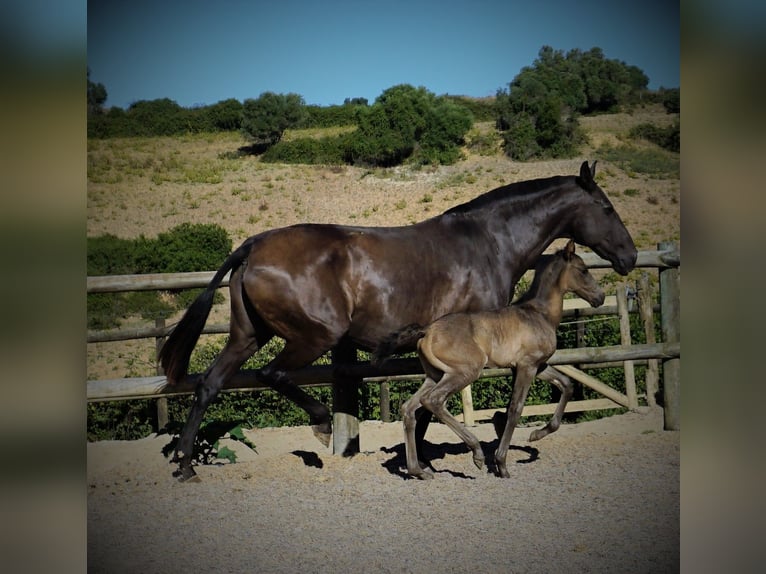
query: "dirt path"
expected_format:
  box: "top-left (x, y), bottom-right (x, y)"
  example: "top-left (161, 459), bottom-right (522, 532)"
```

top-left (88, 408), bottom-right (678, 573)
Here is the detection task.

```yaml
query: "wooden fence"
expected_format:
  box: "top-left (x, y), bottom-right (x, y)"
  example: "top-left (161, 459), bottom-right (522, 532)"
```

top-left (87, 243), bottom-right (680, 453)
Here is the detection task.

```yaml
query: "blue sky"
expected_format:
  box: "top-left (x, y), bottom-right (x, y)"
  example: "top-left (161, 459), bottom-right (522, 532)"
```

top-left (87, 0), bottom-right (679, 110)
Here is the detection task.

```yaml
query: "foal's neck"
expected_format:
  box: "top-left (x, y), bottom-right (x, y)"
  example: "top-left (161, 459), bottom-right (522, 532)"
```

top-left (516, 264), bottom-right (567, 326)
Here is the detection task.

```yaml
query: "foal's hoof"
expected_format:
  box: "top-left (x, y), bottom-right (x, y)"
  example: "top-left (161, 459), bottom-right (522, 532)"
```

top-left (528, 428), bottom-right (545, 442)
top-left (473, 453), bottom-right (486, 470)
top-left (311, 424), bottom-right (332, 448)
top-left (410, 467), bottom-right (434, 480)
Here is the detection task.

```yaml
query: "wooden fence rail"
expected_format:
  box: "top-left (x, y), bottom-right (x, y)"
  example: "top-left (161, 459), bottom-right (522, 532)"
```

top-left (86, 244), bottom-right (680, 446)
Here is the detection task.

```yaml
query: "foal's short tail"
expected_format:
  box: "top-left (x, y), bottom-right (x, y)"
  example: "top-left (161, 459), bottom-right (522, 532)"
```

top-left (160, 239), bottom-right (255, 385)
top-left (371, 323), bottom-right (426, 367)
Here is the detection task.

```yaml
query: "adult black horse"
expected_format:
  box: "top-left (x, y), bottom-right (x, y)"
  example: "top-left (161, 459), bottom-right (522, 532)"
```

top-left (161, 161), bottom-right (636, 480)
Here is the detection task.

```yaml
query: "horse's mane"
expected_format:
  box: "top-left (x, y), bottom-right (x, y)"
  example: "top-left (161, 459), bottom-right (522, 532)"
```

top-left (443, 175), bottom-right (573, 216)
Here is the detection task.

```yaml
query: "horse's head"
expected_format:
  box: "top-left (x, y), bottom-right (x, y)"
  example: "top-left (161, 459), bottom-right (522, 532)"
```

top-left (569, 161), bottom-right (637, 275)
top-left (559, 240), bottom-right (605, 307)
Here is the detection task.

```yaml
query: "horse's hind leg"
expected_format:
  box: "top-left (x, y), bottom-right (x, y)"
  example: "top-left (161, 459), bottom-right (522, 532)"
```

top-left (259, 340), bottom-right (338, 447)
top-left (529, 366), bottom-right (573, 442)
top-left (173, 264), bottom-right (264, 481)
top-left (173, 334), bottom-right (260, 481)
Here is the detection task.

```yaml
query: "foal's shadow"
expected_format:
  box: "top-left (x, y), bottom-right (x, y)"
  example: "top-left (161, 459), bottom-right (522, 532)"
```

top-left (381, 438), bottom-right (539, 479)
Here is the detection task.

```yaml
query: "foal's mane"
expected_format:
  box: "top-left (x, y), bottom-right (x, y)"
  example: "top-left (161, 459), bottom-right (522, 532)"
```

top-left (443, 174), bottom-right (574, 216)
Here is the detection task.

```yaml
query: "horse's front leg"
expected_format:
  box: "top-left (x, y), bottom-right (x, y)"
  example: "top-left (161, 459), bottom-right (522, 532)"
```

top-left (529, 365), bottom-right (573, 442)
top-left (495, 364), bottom-right (536, 478)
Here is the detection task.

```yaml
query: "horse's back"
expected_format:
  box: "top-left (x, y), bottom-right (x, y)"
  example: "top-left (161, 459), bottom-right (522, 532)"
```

top-left (236, 221), bottom-right (506, 349)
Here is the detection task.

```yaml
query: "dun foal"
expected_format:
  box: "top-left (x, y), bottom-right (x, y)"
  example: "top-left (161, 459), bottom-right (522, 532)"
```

top-left (399, 240), bottom-right (604, 479)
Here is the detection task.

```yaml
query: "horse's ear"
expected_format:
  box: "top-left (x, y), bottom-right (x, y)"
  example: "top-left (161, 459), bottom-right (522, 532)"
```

top-left (579, 161), bottom-right (591, 183)
top-left (579, 161), bottom-right (598, 188)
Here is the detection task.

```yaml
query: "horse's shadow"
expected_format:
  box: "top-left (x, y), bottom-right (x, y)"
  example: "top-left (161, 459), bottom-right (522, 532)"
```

top-left (380, 438), bottom-right (539, 480)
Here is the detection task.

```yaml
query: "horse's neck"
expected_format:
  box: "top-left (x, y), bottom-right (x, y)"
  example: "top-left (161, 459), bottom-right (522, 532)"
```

top-left (489, 187), bottom-right (577, 279)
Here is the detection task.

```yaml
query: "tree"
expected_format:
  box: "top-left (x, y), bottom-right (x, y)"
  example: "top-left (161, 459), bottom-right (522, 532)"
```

top-left (87, 68), bottom-right (107, 115)
top-left (496, 45), bottom-right (647, 159)
top-left (205, 98), bottom-right (243, 131)
top-left (346, 84), bottom-right (472, 167)
top-left (241, 92), bottom-right (306, 147)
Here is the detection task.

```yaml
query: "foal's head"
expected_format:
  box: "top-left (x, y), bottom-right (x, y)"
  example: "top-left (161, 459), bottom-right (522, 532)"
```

top-left (553, 240), bottom-right (605, 307)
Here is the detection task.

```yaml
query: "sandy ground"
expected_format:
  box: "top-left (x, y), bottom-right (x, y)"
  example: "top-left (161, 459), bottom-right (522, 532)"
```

top-left (88, 407), bottom-right (679, 573)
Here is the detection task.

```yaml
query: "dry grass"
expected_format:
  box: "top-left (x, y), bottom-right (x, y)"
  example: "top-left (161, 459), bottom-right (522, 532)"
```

top-left (87, 104), bottom-right (680, 380)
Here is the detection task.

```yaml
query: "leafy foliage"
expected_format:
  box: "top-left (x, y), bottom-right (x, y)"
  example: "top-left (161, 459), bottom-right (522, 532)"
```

top-left (629, 120), bottom-right (680, 153)
top-left (161, 421), bottom-right (257, 465)
top-left (496, 46), bottom-right (649, 160)
top-left (87, 223), bottom-right (231, 329)
top-left (88, 97), bottom-right (243, 138)
top-left (241, 92), bottom-right (307, 147)
top-left (87, 68), bottom-right (107, 116)
top-left (345, 84), bottom-right (472, 167)
top-left (597, 143), bottom-right (679, 177)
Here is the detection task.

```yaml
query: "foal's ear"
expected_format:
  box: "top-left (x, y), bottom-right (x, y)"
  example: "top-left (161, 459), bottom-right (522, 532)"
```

top-left (564, 239), bottom-right (576, 260)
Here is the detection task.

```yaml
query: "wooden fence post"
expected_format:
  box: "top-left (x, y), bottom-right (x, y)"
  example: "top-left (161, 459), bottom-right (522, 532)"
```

top-left (616, 282), bottom-right (638, 409)
top-left (379, 381), bottom-right (391, 423)
top-left (637, 273), bottom-right (659, 407)
top-left (332, 341), bottom-right (360, 456)
top-left (155, 318), bottom-right (169, 431)
top-left (659, 241), bottom-right (680, 430)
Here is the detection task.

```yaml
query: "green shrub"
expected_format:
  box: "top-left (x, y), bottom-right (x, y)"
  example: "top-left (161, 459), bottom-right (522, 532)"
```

top-left (598, 143), bottom-right (679, 177)
top-left (629, 121), bottom-right (680, 153)
top-left (262, 135), bottom-right (347, 165)
top-left (87, 223), bottom-right (231, 329)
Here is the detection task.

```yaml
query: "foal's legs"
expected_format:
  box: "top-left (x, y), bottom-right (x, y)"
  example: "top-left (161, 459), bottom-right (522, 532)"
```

top-left (529, 366), bottom-right (573, 442)
top-left (495, 364), bottom-right (537, 478)
top-left (401, 378), bottom-right (438, 479)
top-left (420, 370), bottom-right (485, 473)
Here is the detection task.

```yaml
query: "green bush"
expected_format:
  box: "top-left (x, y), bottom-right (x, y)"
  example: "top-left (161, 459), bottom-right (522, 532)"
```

top-left (262, 135), bottom-right (348, 165)
top-left (597, 143), bottom-right (679, 177)
top-left (496, 45), bottom-right (647, 160)
top-left (346, 84), bottom-right (472, 167)
top-left (629, 121), bottom-right (680, 153)
top-left (241, 92), bottom-right (307, 147)
top-left (87, 223), bottom-right (231, 329)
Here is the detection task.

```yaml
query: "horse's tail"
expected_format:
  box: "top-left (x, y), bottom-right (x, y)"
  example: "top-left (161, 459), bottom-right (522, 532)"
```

top-left (371, 323), bottom-right (426, 367)
top-left (160, 239), bottom-right (255, 385)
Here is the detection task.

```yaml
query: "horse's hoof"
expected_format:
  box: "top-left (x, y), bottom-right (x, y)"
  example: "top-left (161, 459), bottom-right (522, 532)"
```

top-left (173, 466), bottom-right (199, 483)
top-left (529, 429), bottom-right (544, 442)
top-left (311, 425), bottom-right (332, 448)
top-left (473, 454), bottom-right (486, 470)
